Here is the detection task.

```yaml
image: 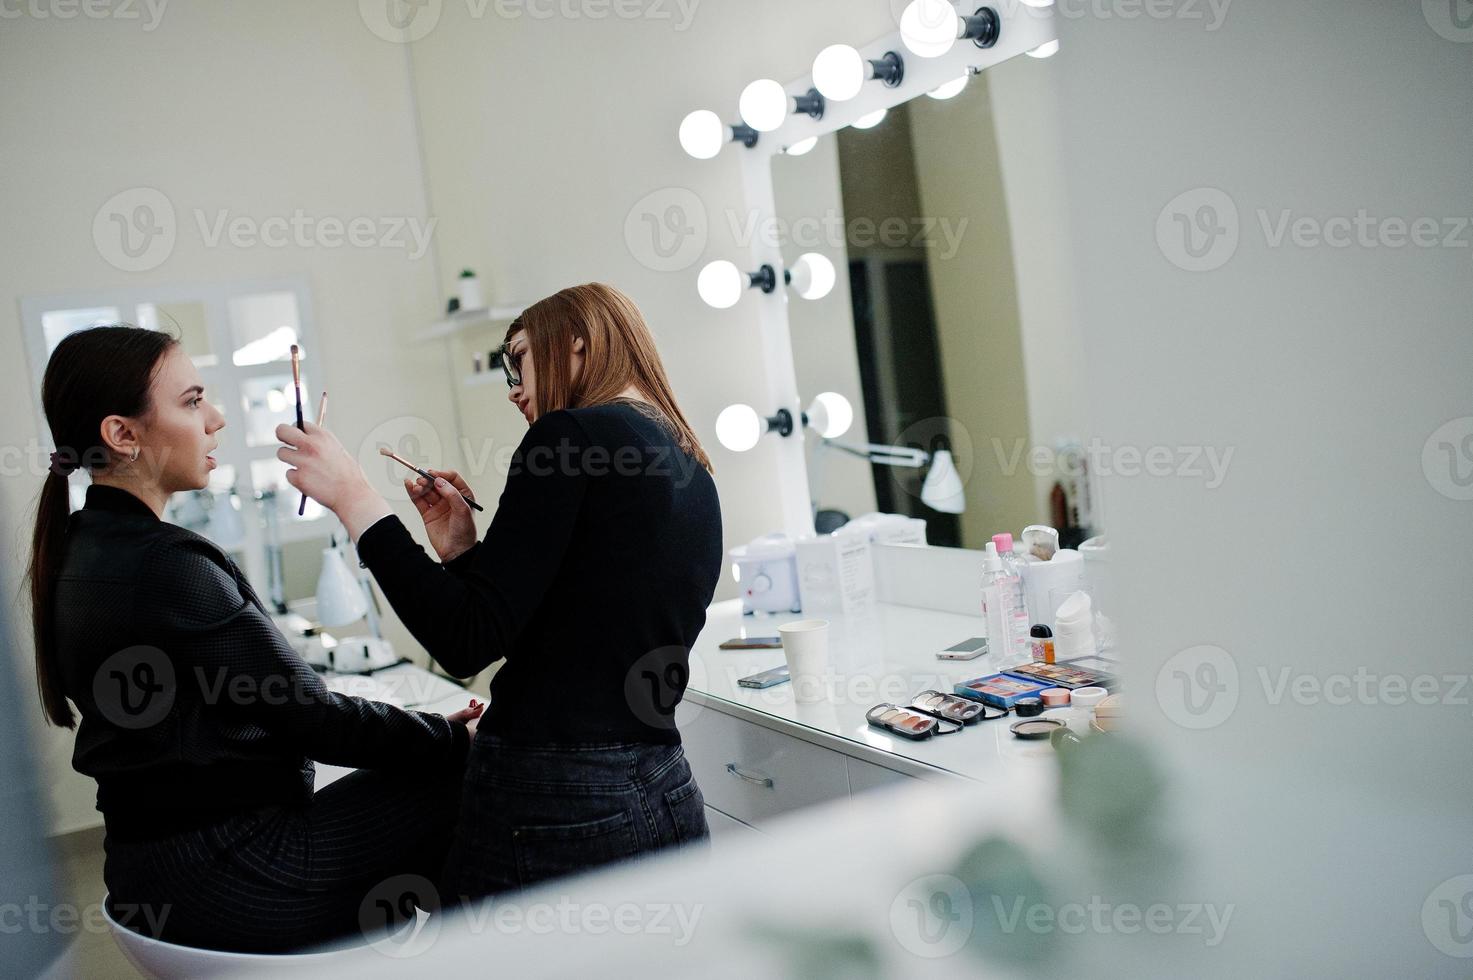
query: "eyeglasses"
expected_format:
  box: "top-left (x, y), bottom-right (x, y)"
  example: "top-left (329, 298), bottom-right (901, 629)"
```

top-left (494, 342), bottom-right (524, 389)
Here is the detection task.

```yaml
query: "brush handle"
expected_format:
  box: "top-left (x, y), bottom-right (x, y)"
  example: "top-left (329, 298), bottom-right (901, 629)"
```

top-left (414, 466), bottom-right (484, 512)
top-left (294, 400), bottom-right (308, 515)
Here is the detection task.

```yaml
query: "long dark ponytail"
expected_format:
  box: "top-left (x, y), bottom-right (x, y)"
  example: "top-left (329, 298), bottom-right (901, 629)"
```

top-left (27, 326), bottom-right (178, 728)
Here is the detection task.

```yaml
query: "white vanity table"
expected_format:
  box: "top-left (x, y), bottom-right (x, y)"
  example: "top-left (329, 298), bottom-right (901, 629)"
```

top-left (681, 598), bottom-right (1062, 840)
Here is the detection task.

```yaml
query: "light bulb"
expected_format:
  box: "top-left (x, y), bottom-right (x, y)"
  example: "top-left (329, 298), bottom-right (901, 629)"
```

top-left (807, 391), bottom-right (853, 439)
top-left (679, 109), bottom-right (725, 159)
top-left (926, 74), bottom-right (968, 100)
top-left (697, 260), bottom-right (744, 309)
top-left (785, 136), bottom-right (818, 156)
top-left (789, 252), bottom-right (836, 300)
top-left (900, 0), bottom-right (959, 58)
top-left (1027, 38), bottom-right (1060, 59)
top-left (812, 44), bottom-right (865, 101)
top-left (739, 79), bottom-right (788, 132)
top-left (716, 404), bottom-right (763, 452)
top-left (852, 108), bottom-right (888, 130)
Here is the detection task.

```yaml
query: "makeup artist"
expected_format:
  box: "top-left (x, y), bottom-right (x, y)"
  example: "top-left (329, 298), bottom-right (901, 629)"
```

top-left (277, 283), bottom-right (723, 902)
top-left (27, 326), bottom-right (480, 953)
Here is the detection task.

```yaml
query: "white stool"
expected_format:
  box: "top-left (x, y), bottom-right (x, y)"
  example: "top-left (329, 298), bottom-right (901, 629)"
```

top-left (101, 895), bottom-right (373, 978)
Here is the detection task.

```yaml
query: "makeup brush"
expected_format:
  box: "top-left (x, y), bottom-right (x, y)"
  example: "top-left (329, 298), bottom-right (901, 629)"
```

top-left (378, 446), bottom-right (485, 512)
top-left (298, 390), bottom-right (327, 516)
top-left (291, 345), bottom-right (307, 515)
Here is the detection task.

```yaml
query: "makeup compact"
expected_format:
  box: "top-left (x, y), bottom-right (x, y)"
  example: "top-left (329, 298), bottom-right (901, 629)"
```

top-left (909, 690), bottom-right (997, 724)
top-left (1010, 717), bottom-right (1068, 740)
top-left (866, 703), bottom-right (960, 740)
top-left (1012, 697), bottom-right (1045, 717)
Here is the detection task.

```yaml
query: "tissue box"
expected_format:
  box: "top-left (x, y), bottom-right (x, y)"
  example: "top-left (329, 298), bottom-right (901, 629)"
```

top-left (795, 528), bottom-right (874, 616)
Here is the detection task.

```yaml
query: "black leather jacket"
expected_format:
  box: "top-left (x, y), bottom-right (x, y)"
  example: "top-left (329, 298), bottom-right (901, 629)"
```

top-left (54, 484), bottom-right (467, 841)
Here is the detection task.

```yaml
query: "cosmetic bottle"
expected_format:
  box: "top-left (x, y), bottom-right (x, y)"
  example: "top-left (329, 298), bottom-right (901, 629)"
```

top-left (992, 533), bottom-right (1031, 657)
top-left (981, 544), bottom-right (1012, 659)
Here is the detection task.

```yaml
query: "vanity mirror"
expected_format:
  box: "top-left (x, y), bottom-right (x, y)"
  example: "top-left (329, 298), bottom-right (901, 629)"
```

top-left (683, 2), bottom-right (1092, 549)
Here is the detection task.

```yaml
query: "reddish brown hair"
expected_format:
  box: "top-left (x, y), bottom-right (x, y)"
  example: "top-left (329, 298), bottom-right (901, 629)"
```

top-left (506, 283), bottom-right (711, 473)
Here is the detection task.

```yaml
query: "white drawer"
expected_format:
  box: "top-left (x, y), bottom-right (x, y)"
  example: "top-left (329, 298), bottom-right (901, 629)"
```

top-left (704, 805), bottom-right (764, 845)
top-left (846, 756), bottom-right (913, 795)
top-left (681, 707), bottom-right (850, 828)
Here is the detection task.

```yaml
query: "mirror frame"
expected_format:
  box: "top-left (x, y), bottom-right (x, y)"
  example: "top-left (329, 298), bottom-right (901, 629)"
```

top-left (708, 4), bottom-right (1059, 538)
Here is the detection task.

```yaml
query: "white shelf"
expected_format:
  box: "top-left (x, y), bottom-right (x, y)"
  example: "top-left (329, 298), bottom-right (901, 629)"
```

top-left (414, 304), bottom-right (524, 343)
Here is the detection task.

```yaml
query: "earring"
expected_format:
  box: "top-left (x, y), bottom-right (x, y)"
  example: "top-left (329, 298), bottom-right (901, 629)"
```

top-left (130, 447), bottom-right (140, 463)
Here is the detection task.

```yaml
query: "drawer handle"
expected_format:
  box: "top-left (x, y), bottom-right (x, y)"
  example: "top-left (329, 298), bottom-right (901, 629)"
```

top-left (725, 762), bottom-right (774, 788)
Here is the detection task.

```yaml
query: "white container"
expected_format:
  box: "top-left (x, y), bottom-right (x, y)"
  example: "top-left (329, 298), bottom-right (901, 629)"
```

top-left (795, 527), bottom-right (874, 616)
top-left (1068, 686), bottom-right (1108, 733)
top-left (1053, 590), bottom-right (1097, 660)
top-left (457, 271), bottom-right (485, 311)
top-left (778, 619), bottom-right (831, 704)
top-left (729, 533), bottom-right (802, 615)
top-left (1078, 535), bottom-right (1111, 616)
top-left (1018, 548), bottom-right (1087, 630)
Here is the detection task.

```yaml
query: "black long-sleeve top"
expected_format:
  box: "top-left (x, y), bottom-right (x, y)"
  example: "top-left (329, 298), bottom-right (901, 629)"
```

top-left (56, 484), bottom-right (468, 842)
top-left (356, 400), bottom-right (723, 745)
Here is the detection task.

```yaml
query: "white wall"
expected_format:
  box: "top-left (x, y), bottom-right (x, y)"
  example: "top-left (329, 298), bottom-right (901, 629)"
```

top-left (0, 2), bottom-right (456, 834)
top-left (1047, 2), bottom-right (1473, 973)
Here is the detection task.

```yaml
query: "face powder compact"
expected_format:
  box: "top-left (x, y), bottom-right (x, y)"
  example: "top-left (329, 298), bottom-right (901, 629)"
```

top-left (1013, 697), bottom-right (1045, 717)
top-left (1010, 718), bottom-right (1068, 740)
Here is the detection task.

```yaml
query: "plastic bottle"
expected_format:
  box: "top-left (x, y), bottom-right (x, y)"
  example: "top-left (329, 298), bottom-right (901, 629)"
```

top-left (980, 543), bottom-right (1013, 658)
top-left (991, 533), bottom-right (1031, 658)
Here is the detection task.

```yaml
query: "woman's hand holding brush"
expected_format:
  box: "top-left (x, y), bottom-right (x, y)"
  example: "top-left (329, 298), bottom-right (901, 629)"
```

top-left (405, 468), bottom-right (479, 563)
top-left (275, 421), bottom-right (391, 540)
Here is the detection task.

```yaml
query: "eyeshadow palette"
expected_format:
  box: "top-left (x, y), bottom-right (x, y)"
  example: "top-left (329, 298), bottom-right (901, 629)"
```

top-left (909, 690), bottom-right (995, 724)
top-left (954, 672), bottom-right (1053, 709)
top-left (865, 703), bottom-right (943, 740)
top-left (1003, 662), bottom-right (1117, 690)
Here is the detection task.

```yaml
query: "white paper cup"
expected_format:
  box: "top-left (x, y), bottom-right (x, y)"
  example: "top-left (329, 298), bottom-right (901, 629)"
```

top-left (779, 619), bottom-right (830, 704)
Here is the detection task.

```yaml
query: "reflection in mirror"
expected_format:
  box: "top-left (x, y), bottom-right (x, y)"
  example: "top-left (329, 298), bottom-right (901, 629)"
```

top-left (250, 457), bottom-right (325, 523)
top-left (240, 372), bottom-right (311, 448)
top-left (137, 300), bottom-right (214, 366)
top-left (40, 307), bottom-right (120, 355)
top-left (228, 291), bottom-right (302, 366)
top-left (774, 70), bottom-right (1094, 550)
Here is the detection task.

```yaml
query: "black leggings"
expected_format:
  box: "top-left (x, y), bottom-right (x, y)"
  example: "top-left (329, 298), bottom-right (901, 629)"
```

top-left (103, 762), bottom-right (463, 954)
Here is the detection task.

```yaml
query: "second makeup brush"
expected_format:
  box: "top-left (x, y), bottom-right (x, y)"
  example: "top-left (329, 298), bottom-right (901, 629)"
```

top-left (378, 446), bottom-right (485, 512)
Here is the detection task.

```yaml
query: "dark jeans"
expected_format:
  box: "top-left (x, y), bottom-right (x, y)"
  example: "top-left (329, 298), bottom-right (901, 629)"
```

top-left (102, 762), bottom-right (463, 954)
top-left (441, 736), bottom-right (709, 904)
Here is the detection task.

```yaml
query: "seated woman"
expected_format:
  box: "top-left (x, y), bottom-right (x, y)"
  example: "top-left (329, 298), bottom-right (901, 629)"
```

top-left (26, 325), bottom-right (482, 954)
top-left (278, 283), bottom-right (723, 903)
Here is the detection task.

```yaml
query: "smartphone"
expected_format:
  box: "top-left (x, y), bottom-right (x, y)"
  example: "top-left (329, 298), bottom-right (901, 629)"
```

top-left (937, 637), bottom-right (989, 661)
top-left (737, 665), bottom-right (791, 689)
top-left (720, 636), bottom-right (783, 650)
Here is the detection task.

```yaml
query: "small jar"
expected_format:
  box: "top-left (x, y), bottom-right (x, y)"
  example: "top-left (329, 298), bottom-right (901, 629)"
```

top-left (1030, 624), bottom-right (1055, 664)
top-left (1070, 686), bottom-right (1108, 733)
